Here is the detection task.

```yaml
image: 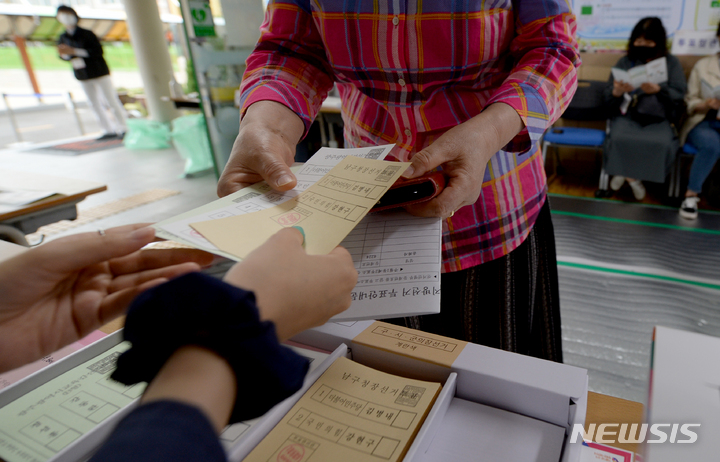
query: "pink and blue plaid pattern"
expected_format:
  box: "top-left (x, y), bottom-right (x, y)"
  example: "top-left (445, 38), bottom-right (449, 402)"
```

top-left (240, 0), bottom-right (580, 272)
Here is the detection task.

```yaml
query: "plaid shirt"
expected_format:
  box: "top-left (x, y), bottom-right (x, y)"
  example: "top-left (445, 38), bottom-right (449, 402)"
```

top-left (240, 0), bottom-right (580, 272)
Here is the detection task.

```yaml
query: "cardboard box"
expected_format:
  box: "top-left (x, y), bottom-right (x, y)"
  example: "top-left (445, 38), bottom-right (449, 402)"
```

top-left (645, 326), bottom-right (720, 462)
top-left (292, 321), bottom-right (589, 462)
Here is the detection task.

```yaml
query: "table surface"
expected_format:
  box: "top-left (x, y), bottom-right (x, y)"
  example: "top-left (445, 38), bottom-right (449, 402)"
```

top-left (586, 391), bottom-right (645, 455)
top-left (0, 169), bottom-right (106, 222)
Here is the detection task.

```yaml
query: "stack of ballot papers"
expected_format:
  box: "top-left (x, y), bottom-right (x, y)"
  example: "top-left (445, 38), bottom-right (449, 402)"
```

top-left (154, 146), bottom-right (442, 322)
top-left (0, 340), bottom-right (145, 462)
top-left (0, 333), bottom-right (332, 462)
top-left (243, 356), bottom-right (442, 462)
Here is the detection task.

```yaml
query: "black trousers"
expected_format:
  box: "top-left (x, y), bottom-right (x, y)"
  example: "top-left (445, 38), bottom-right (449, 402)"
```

top-left (388, 199), bottom-right (563, 363)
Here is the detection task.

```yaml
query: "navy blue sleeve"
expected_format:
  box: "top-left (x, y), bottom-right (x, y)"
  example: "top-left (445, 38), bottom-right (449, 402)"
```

top-left (93, 273), bottom-right (310, 461)
top-left (111, 272), bottom-right (310, 423)
top-left (89, 401), bottom-right (226, 462)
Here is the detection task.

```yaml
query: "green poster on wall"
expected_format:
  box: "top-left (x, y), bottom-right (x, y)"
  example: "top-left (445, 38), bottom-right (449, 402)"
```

top-left (189, 0), bottom-right (216, 37)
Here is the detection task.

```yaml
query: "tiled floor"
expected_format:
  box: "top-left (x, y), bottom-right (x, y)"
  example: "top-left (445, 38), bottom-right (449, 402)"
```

top-left (549, 200), bottom-right (720, 404)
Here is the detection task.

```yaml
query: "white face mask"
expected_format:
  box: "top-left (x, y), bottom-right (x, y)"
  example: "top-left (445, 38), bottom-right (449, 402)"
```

top-left (57, 13), bottom-right (78, 28)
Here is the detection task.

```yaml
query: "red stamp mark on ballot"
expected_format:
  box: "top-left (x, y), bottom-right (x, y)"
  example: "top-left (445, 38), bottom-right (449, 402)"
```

top-left (276, 443), bottom-right (305, 462)
top-left (275, 211), bottom-right (302, 226)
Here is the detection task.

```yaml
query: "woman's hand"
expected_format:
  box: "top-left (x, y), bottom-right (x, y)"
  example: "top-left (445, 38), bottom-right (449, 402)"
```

top-left (0, 224), bottom-right (213, 373)
top-left (612, 80), bottom-right (634, 97)
top-left (223, 228), bottom-right (357, 340)
top-left (401, 102), bottom-right (524, 218)
top-left (640, 82), bottom-right (661, 95)
top-left (217, 101), bottom-right (305, 197)
top-left (692, 98), bottom-right (720, 115)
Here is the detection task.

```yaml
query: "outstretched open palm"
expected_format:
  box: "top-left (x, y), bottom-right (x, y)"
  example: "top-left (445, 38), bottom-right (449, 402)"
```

top-left (0, 224), bottom-right (213, 372)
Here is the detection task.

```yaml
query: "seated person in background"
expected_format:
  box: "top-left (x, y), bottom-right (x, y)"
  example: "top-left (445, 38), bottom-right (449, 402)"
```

top-left (603, 17), bottom-right (687, 201)
top-left (0, 225), bottom-right (357, 462)
top-left (678, 23), bottom-right (720, 220)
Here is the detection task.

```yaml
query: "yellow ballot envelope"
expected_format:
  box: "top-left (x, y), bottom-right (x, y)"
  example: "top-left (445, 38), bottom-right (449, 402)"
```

top-left (191, 156), bottom-right (410, 259)
top-left (242, 356), bottom-right (441, 462)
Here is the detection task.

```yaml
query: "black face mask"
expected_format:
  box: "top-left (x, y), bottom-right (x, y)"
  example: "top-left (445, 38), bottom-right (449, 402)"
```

top-left (633, 46), bottom-right (658, 63)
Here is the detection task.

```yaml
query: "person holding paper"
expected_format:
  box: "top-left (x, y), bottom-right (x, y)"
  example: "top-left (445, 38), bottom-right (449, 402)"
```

top-left (678, 23), bottom-right (720, 220)
top-left (219, 0), bottom-right (581, 363)
top-left (56, 5), bottom-right (127, 140)
top-left (0, 226), bottom-right (358, 462)
top-left (603, 17), bottom-right (687, 201)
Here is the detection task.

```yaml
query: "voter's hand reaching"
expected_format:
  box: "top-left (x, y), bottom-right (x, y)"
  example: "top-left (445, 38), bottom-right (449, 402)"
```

top-left (0, 224), bottom-right (213, 373)
top-left (223, 227), bottom-right (358, 340)
top-left (217, 101), bottom-right (306, 197)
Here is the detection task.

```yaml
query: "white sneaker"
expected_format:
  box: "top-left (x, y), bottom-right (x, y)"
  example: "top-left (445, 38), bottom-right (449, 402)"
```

top-left (610, 175), bottom-right (625, 191)
top-left (629, 180), bottom-right (646, 200)
top-left (679, 196), bottom-right (700, 220)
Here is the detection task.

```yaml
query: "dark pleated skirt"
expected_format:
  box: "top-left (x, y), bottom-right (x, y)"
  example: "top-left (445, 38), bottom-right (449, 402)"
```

top-left (386, 199), bottom-right (563, 363)
top-left (603, 116), bottom-right (678, 183)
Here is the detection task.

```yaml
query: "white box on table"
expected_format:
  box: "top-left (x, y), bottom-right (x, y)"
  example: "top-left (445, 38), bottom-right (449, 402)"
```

top-left (645, 326), bottom-right (720, 462)
top-left (290, 320), bottom-right (588, 462)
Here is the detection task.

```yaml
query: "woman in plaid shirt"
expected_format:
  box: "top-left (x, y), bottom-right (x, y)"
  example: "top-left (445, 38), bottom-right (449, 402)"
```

top-left (218, 0), bottom-right (580, 362)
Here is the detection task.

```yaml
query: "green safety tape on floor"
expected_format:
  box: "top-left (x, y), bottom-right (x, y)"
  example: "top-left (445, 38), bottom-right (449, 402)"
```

top-left (557, 260), bottom-right (720, 291)
top-left (551, 210), bottom-right (720, 236)
top-left (548, 193), bottom-right (720, 215)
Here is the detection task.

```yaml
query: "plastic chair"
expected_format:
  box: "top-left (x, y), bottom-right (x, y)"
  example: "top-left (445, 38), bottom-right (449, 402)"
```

top-left (540, 80), bottom-right (608, 184)
top-left (541, 127), bottom-right (606, 167)
top-left (667, 143), bottom-right (698, 198)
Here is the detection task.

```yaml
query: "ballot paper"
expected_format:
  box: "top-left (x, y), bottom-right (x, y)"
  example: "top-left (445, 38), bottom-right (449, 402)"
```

top-left (341, 211), bottom-right (441, 320)
top-left (0, 341), bottom-right (143, 462)
top-left (701, 79), bottom-right (720, 100)
top-left (154, 145), bottom-right (442, 322)
top-left (243, 356), bottom-right (441, 462)
top-left (191, 156), bottom-right (411, 259)
top-left (0, 337), bottom-right (330, 462)
top-left (219, 347), bottom-right (331, 450)
top-left (611, 56), bottom-right (668, 89)
top-left (153, 145), bottom-right (395, 259)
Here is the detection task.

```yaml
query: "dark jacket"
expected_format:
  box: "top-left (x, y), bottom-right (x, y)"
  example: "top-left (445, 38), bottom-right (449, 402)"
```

top-left (603, 54), bottom-right (687, 126)
top-left (58, 27), bottom-right (110, 81)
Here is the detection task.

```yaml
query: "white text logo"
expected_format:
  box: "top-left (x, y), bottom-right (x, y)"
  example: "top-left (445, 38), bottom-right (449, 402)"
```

top-left (570, 423), bottom-right (700, 444)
